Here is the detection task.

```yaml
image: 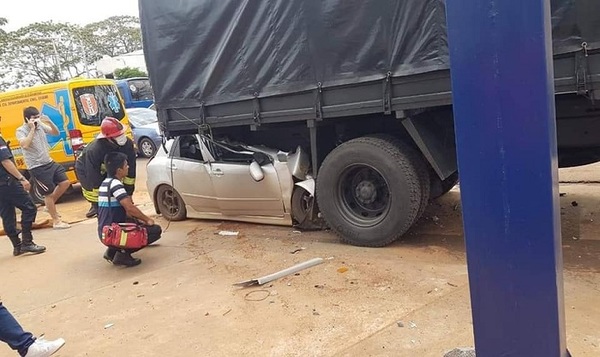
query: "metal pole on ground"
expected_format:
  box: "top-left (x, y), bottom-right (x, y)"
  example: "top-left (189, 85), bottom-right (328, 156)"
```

top-left (445, 0), bottom-right (569, 356)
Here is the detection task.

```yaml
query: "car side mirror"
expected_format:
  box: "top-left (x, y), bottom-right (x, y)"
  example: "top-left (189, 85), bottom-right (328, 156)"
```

top-left (249, 161), bottom-right (265, 182)
top-left (253, 152), bottom-right (271, 166)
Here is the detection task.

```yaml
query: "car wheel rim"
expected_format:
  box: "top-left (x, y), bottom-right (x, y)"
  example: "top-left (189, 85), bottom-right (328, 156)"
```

top-left (337, 164), bottom-right (390, 227)
top-left (141, 141), bottom-right (154, 156)
top-left (295, 189), bottom-right (311, 222)
top-left (161, 189), bottom-right (180, 216)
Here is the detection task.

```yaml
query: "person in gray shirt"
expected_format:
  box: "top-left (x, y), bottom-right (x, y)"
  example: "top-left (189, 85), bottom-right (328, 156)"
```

top-left (16, 107), bottom-right (70, 229)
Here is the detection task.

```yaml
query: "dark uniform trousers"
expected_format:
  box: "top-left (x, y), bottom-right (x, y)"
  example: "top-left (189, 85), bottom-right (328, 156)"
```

top-left (0, 180), bottom-right (37, 246)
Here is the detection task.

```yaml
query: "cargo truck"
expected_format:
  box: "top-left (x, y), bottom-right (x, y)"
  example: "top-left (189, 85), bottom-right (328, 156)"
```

top-left (140, 0), bottom-right (600, 246)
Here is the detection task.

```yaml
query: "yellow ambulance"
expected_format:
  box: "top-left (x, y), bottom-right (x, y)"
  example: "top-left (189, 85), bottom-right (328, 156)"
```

top-left (0, 78), bottom-right (131, 203)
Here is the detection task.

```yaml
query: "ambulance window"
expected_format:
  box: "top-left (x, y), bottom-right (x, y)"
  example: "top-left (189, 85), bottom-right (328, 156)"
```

top-left (72, 85), bottom-right (125, 126)
top-left (128, 79), bottom-right (153, 101)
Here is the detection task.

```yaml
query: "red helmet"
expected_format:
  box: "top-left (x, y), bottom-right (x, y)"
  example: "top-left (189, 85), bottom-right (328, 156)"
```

top-left (97, 117), bottom-right (127, 139)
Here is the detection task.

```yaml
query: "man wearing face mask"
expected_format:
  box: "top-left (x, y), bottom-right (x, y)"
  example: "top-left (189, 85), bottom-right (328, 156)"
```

top-left (75, 117), bottom-right (137, 218)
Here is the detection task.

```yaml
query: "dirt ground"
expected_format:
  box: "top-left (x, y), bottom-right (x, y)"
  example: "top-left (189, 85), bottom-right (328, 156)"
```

top-left (0, 160), bottom-right (599, 356)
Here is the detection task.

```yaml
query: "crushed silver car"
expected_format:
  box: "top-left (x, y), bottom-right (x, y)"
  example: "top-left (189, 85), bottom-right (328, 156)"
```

top-left (146, 134), bottom-right (321, 228)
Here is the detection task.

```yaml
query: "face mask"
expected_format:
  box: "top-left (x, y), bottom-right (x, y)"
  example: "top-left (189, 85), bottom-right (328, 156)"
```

top-left (115, 134), bottom-right (128, 146)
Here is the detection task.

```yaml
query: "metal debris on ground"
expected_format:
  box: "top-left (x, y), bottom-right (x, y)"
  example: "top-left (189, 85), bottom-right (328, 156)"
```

top-left (218, 230), bottom-right (239, 236)
top-left (290, 247), bottom-right (306, 254)
top-left (104, 323), bottom-right (114, 329)
top-left (234, 258), bottom-right (325, 287)
top-left (337, 267), bottom-right (349, 273)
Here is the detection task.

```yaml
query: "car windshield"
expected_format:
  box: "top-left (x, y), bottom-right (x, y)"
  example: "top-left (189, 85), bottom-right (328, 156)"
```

top-left (127, 108), bottom-right (157, 127)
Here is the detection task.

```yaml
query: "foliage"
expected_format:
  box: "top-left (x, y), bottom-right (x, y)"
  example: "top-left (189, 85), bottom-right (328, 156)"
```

top-left (0, 17), bottom-right (7, 56)
top-left (114, 67), bottom-right (147, 79)
top-left (0, 16), bottom-right (143, 90)
top-left (80, 16), bottom-right (142, 57)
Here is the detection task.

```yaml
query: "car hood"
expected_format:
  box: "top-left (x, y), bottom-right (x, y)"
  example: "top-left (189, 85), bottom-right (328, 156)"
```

top-left (139, 122), bottom-right (159, 131)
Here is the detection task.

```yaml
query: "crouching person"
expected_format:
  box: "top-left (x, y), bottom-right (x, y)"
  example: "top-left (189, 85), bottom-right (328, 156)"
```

top-left (98, 152), bottom-right (161, 267)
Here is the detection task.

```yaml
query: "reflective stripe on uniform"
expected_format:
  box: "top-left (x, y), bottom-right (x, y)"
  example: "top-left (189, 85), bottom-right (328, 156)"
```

top-left (123, 176), bottom-right (135, 185)
top-left (82, 187), bottom-right (100, 202)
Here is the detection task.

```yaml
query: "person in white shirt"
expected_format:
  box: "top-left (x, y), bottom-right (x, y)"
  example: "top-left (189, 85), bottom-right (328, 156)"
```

top-left (15, 107), bottom-right (70, 229)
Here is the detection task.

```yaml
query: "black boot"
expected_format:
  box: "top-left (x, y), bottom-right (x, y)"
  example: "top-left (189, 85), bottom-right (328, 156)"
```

top-left (8, 235), bottom-right (22, 256)
top-left (86, 202), bottom-right (98, 218)
top-left (103, 248), bottom-right (118, 263)
top-left (20, 231), bottom-right (46, 254)
top-left (112, 251), bottom-right (141, 267)
top-left (20, 243), bottom-right (46, 254)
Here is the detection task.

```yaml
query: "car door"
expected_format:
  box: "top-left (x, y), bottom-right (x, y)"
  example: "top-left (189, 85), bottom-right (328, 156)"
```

top-left (169, 135), bottom-right (219, 213)
top-left (202, 137), bottom-right (285, 217)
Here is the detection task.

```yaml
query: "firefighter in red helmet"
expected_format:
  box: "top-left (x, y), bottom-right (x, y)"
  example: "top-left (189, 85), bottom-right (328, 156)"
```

top-left (75, 117), bottom-right (137, 218)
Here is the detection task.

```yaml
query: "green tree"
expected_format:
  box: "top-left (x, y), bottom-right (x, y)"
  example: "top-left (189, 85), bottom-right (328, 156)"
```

top-left (0, 17), bottom-right (7, 55)
top-left (114, 67), bottom-right (147, 79)
top-left (0, 22), bottom-right (92, 87)
top-left (81, 16), bottom-right (142, 57)
top-left (0, 16), bottom-right (143, 90)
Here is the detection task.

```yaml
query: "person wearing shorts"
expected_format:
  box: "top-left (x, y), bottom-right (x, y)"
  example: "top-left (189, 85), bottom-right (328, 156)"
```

top-left (16, 107), bottom-right (70, 229)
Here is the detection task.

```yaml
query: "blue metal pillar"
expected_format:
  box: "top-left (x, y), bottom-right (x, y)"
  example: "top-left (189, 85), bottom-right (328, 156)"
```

top-left (446, 1), bottom-right (569, 356)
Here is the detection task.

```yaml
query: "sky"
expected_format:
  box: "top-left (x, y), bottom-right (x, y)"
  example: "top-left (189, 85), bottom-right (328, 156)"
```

top-left (2, 0), bottom-right (140, 31)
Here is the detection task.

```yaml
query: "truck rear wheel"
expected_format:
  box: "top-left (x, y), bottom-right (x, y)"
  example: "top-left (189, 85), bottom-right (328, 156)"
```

top-left (371, 134), bottom-right (431, 223)
top-left (316, 136), bottom-right (422, 247)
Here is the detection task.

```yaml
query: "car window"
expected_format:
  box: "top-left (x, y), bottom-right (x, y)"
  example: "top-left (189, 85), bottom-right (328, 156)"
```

top-left (202, 136), bottom-right (255, 164)
top-left (128, 79), bottom-right (154, 101)
top-left (173, 135), bottom-right (204, 162)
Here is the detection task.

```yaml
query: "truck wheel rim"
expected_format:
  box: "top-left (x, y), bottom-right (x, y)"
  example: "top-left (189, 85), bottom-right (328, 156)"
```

top-left (337, 164), bottom-right (390, 227)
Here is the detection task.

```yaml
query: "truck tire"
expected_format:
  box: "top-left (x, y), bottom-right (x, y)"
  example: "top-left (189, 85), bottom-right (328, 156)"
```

top-left (370, 134), bottom-right (431, 223)
top-left (316, 136), bottom-right (422, 247)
